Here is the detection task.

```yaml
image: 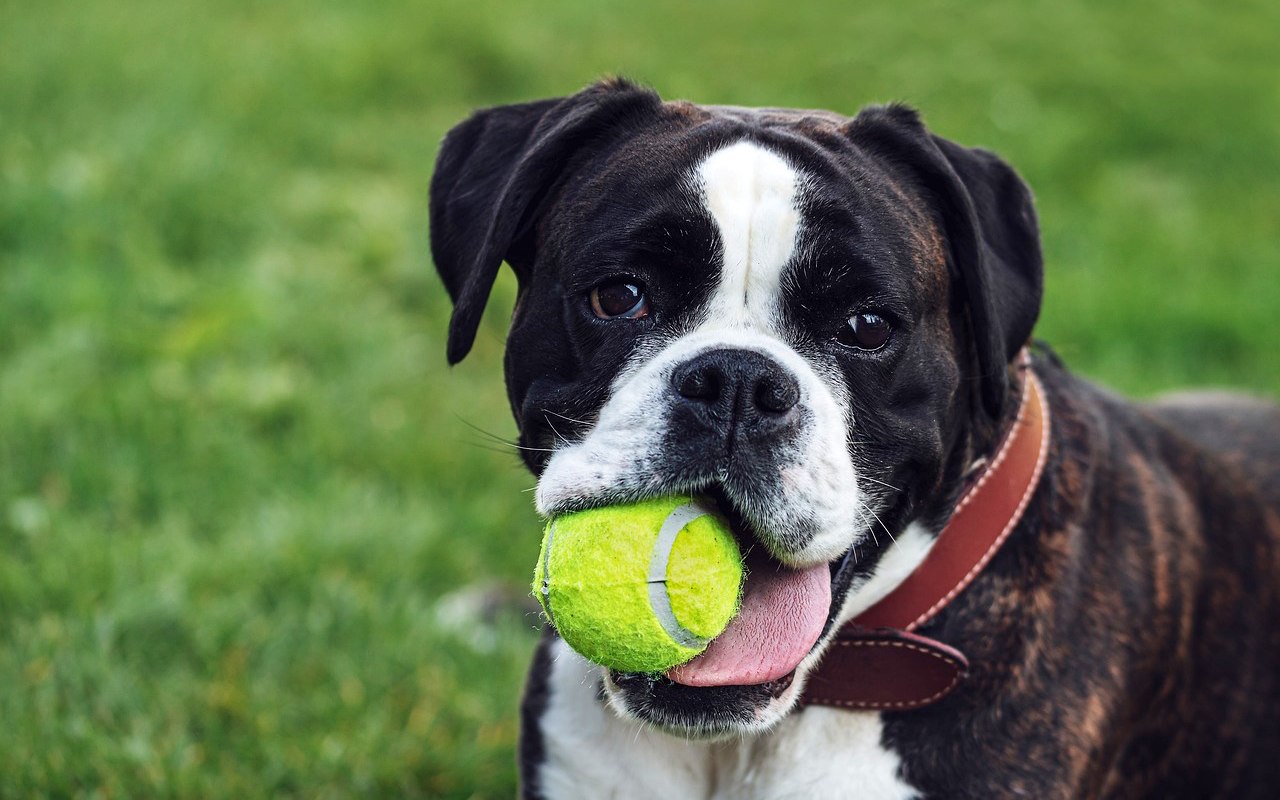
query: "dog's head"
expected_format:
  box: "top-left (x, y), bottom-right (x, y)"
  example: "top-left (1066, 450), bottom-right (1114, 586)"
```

top-left (430, 79), bottom-right (1042, 737)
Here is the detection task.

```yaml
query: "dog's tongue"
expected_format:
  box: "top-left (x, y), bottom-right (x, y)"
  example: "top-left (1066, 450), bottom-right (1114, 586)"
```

top-left (668, 555), bottom-right (830, 687)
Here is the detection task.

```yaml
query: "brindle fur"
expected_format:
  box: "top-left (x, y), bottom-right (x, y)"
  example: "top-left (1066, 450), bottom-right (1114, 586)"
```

top-left (887, 357), bottom-right (1280, 798)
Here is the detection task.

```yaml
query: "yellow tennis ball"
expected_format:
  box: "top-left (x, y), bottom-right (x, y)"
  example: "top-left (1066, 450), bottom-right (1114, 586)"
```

top-left (533, 495), bottom-right (743, 674)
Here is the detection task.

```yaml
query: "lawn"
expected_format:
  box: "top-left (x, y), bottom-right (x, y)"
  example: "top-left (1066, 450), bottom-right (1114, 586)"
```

top-left (1, 0), bottom-right (1277, 797)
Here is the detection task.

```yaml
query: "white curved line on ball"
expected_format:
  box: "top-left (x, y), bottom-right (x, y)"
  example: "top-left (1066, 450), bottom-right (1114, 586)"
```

top-left (646, 501), bottom-right (714, 650)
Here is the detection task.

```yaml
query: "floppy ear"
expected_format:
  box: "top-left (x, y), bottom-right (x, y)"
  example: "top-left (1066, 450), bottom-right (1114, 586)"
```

top-left (429, 79), bottom-right (662, 364)
top-left (848, 106), bottom-right (1044, 419)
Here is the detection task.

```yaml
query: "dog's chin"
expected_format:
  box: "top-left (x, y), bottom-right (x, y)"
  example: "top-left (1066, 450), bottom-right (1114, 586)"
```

top-left (601, 666), bottom-right (805, 740)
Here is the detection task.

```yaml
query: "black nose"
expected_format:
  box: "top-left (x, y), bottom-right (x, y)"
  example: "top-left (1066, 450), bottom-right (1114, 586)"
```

top-left (671, 348), bottom-right (800, 429)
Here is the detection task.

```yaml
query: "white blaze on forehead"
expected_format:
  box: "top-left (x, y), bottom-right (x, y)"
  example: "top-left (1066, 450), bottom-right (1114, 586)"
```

top-left (696, 140), bottom-right (803, 327)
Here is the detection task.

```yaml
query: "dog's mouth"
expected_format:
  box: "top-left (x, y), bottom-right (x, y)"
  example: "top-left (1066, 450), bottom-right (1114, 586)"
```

top-left (606, 485), bottom-right (859, 719)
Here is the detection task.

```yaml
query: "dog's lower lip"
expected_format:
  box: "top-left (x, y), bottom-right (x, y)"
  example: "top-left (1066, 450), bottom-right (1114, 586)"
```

top-left (754, 670), bottom-right (796, 695)
top-left (610, 668), bottom-right (798, 698)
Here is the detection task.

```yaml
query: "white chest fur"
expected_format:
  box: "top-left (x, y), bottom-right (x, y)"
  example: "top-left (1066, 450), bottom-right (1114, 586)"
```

top-left (534, 639), bottom-right (921, 800)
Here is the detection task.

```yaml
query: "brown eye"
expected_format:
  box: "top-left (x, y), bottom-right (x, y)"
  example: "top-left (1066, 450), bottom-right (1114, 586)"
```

top-left (589, 280), bottom-right (649, 320)
top-left (836, 312), bottom-right (892, 351)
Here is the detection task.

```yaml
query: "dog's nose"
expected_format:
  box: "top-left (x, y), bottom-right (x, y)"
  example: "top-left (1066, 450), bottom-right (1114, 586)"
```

top-left (671, 349), bottom-right (800, 428)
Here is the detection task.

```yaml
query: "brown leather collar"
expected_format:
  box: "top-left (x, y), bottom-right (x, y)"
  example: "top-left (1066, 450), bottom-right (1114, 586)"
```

top-left (800, 356), bottom-right (1051, 711)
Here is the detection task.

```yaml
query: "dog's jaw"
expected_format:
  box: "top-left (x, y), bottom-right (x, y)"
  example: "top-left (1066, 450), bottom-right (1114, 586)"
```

top-left (591, 521), bottom-right (940, 738)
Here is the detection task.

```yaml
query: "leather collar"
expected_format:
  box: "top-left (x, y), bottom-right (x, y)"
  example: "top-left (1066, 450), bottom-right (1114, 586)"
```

top-left (800, 355), bottom-right (1051, 711)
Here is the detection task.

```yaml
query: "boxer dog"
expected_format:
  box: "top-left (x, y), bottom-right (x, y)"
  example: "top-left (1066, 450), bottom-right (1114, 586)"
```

top-left (429, 79), bottom-right (1280, 798)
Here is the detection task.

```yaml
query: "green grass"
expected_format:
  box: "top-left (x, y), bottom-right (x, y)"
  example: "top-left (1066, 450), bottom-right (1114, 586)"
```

top-left (1, 0), bottom-right (1278, 796)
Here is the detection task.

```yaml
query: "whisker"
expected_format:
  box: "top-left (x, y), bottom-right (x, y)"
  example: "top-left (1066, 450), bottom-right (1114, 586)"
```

top-left (856, 500), bottom-right (881, 547)
top-left (457, 424), bottom-right (560, 455)
top-left (456, 416), bottom-right (520, 445)
top-left (461, 440), bottom-right (528, 458)
top-left (507, 442), bottom-right (559, 453)
top-left (468, 437), bottom-right (560, 455)
top-left (544, 409), bottom-right (594, 427)
top-left (865, 503), bottom-right (897, 545)
top-left (544, 418), bottom-right (572, 447)
top-left (860, 475), bottom-right (903, 493)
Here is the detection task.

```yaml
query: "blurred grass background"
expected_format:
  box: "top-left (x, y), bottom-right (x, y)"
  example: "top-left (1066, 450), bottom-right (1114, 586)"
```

top-left (1, 0), bottom-right (1277, 796)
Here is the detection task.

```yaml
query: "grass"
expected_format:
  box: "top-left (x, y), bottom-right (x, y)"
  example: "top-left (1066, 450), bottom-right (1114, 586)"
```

top-left (1, 0), bottom-right (1277, 796)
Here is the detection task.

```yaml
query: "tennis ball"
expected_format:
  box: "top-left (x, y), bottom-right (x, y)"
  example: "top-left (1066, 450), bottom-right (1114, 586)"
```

top-left (533, 495), bottom-right (743, 674)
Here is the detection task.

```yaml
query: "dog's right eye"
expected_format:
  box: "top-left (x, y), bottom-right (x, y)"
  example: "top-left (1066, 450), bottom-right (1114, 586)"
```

top-left (835, 311), bottom-right (893, 351)
top-left (589, 279), bottom-right (650, 320)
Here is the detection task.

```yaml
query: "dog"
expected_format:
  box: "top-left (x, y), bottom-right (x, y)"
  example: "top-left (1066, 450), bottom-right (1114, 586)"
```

top-left (429, 79), bottom-right (1280, 799)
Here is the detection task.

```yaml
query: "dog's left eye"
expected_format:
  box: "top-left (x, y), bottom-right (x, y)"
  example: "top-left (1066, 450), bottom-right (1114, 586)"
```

top-left (836, 311), bottom-right (893, 351)
top-left (589, 279), bottom-right (650, 320)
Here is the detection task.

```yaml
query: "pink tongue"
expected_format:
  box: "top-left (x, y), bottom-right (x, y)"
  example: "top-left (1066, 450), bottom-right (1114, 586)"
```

top-left (668, 555), bottom-right (831, 687)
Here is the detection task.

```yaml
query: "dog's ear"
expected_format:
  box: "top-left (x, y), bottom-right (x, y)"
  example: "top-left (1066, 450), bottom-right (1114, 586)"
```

top-left (930, 133), bottom-right (1044, 418)
top-left (429, 79), bottom-right (662, 364)
top-left (848, 105), bottom-right (1044, 419)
